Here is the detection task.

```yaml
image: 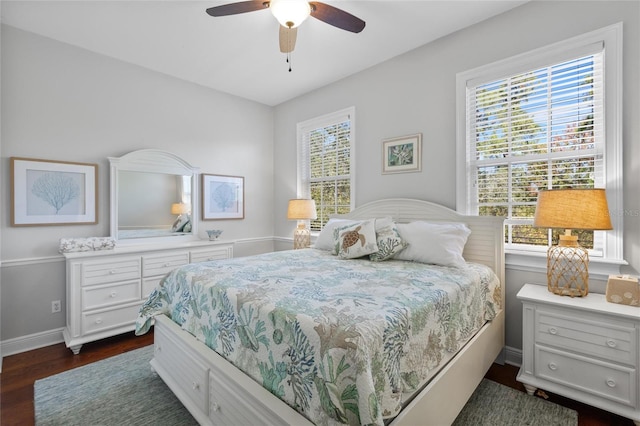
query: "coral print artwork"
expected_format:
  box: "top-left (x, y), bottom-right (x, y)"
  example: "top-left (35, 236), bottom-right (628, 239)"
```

top-left (10, 157), bottom-right (98, 226)
top-left (382, 133), bottom-right (422, 174)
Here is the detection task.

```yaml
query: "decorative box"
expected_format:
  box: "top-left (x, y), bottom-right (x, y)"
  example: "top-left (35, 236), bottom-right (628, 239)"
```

top-left (605, 275), bottom-right (639, 306)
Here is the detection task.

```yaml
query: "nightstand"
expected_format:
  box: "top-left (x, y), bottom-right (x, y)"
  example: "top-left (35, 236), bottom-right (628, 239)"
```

top-left (517, 283), bottom-right (639, 426)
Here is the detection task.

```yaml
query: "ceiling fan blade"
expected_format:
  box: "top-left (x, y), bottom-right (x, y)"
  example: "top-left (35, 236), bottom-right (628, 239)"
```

top-left (279, 25), bottom-right (298, 53)
top-left (206, 1), bottom-right (269, 17)
top-left (309, 2), bottom-right (365, 33)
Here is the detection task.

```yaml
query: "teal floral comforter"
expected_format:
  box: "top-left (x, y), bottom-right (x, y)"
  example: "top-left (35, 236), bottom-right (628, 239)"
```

top-left (136, 249), bottom-right (501, 426)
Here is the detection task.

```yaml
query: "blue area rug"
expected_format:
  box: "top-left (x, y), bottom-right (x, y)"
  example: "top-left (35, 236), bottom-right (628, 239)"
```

top-left (35, 345), bottom-right (577, 425)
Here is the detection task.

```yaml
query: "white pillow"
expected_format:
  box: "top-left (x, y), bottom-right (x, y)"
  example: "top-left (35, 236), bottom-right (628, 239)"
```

top-left (334, 220), bottom-right (379, 259)
top-left (394, 221), bottom-right (471, 268)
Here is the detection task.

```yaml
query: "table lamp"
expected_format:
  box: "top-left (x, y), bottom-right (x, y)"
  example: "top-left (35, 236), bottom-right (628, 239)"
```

top-left (533, 188), bottom-right (612, 297)
top-left (287, 199), bottom-right (317, 249)
top-left (171, 202), bottom-right (190, 217)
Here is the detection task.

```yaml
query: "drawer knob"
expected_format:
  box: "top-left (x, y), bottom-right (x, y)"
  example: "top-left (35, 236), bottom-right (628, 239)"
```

top-left (95, 318), bottom-right (103, 325)
top-left (548, 362), bottom-right (558, 371)
top-left (548, 327), bottom-right (558, 335)
top-left (164, 263), bottom-right (170, 267)
top-left (212, 402), bottom-right (220, 412)
top-left (109, 270), bottom-right (116, 275)
top-left (606, 379), bottom-right (617, 388)
top-left (110, 291), bottom-right (117, 298)
top-left (606, 339), bottom-right (617, 348)
top-left (192, 381), bottom-right (200, 391)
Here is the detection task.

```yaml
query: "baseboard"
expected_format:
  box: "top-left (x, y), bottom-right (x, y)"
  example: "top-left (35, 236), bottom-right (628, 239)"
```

top-left (504, 344), bottom-right (522, 367)
top-left (1, 327), bottom-right (65, 357)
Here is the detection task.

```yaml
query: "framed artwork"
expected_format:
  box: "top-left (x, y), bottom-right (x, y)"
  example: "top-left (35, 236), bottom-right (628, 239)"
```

top-left (10, 157), bottom-right (98, 226)
top-left (382, 133), bottom-right (422, 174)
top-left (201, 174), bottom-right (244, 220)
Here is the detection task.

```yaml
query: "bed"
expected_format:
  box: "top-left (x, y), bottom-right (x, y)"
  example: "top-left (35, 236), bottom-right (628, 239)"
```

top-left (135, 198), bottom-right (505, 425)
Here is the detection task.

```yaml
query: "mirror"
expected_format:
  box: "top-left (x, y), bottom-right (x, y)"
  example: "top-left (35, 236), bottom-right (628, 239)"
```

top-left (109, 149), bottom-right (199, 242)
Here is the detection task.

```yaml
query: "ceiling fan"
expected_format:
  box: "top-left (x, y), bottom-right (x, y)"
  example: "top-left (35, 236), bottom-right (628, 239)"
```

top-left (206, 0), bottom-right (366, 59)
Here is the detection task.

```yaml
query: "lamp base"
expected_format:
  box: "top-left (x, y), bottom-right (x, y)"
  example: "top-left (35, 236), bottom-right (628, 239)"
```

top-left (547, 244), bottom-right (589, 297)
top-left (293, 223), bottom-right (310, 250)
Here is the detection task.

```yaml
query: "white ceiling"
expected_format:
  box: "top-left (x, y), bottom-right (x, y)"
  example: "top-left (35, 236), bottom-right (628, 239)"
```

top-left (1, 1), bottom-right (528, 106)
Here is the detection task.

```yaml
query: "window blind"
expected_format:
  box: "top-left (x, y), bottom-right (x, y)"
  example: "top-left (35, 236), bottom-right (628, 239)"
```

top-left (468, 52), bottom-right (604, 249)
top-left (298, 108), bottom-right (354, 231)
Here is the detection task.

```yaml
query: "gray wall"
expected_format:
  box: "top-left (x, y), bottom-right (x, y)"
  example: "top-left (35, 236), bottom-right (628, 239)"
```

top-left (1, 25), bottom-right (275, 343)
top-left (273, 1), bottom-right (640, 359)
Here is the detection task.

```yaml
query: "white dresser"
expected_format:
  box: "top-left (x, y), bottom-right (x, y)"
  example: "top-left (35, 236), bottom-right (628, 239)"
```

top-left (62, 240), bottom-right (233, 354)
top-left (517, 283), bottom-right (640, 425)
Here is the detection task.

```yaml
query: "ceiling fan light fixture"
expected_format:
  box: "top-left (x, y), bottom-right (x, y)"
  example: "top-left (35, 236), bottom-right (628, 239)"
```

top-left (269, 0), bottom-right (311, 28)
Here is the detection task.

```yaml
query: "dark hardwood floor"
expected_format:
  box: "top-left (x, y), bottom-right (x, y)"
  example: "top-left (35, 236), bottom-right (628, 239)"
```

top-left (0, 330), bottom-right (634, 426)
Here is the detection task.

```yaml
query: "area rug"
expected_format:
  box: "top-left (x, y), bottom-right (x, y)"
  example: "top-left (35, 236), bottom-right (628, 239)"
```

top-left (35, 345), bottom-right (578, 425)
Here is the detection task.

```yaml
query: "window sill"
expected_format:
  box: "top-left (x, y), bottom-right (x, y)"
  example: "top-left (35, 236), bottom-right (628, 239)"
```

top-left (506, 250), bottom-right (628, 280)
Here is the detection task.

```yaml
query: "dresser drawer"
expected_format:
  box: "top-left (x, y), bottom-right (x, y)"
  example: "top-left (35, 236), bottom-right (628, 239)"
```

top-left (82, 280), bottom-right (141, 310)
top-left (82, 258), bottom-right (141, 286)
top-left (154, 324), bottom-right (209, 413)
top-left (536, 308), bottom-right (636, 365)
top-left (535, 345), bottom-right (636, 407)
top-left (81, 304), bottom-right (140, 335)
top-left (190, 246), bottom-right (232, 264)
top-left (143, 252), bottom-right (189, 277)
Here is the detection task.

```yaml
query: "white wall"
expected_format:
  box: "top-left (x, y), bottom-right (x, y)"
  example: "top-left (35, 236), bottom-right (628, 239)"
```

top-left (0, 25), bottom-right (275, 344)
top-left (273, 1), bottom-right (640, 357)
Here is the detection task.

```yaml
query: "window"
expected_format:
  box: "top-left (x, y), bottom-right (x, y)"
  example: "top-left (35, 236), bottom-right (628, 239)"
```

top-left (297, 107), bottom-right (355, 231)
top-left (457, 24), bottom-right (623, 263)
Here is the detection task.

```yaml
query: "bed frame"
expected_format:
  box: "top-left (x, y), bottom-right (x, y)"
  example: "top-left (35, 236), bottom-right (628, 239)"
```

top-left (150, 198), bottom-right (505, 425)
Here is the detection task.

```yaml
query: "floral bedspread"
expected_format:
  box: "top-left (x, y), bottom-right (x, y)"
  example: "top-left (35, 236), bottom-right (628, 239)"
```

top-left (135, 249), bottom-right (501, 426)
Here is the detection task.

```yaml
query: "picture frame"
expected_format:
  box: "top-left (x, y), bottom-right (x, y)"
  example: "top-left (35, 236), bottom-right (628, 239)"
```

top-left (382, 133), bottom-right (422, 174)
top-left (201, 174), bottom-right (244, 220)
top-left (10, 157), bottom-right (98, 226)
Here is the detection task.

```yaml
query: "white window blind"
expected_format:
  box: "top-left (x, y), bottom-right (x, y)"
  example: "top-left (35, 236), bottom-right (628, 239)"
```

top-left (457, 24), bottom-right (623, 263)
top-left (297, 107), bottom-right (355, 231)
top-left (470, 52), bottom-right (604, 250)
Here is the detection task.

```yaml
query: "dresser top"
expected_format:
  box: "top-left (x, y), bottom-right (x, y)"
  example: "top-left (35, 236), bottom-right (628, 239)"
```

top-left (518, 283), bottom-right (640, 321)
top-left (62, 239), bottom-right (233, 259)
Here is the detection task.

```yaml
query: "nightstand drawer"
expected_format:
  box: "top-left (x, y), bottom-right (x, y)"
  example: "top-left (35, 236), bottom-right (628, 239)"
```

top-left (82, 259), bottom-right (141, 286)
top-left (536, 309), bottom-right (635, 365)
top-left (143, 252), bottom-right (189, 277)
top-left (536, 345), bottom-right (636, 407)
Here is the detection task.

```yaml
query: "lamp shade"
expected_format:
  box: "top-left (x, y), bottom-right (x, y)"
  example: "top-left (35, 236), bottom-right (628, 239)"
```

top-left (287, 199), bottom-right (317, 220)
top-left (171, 202), bottom-right (190, 215)
top-left (533, 188), bottom-right (612, 230)
top-left (270, 0), bottom-right (311, 28)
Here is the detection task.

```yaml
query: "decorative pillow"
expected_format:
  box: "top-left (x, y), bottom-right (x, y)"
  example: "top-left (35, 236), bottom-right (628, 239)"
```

top-left (370, 223), bottom-right (408, 262)
top-left (171, 215), bottom-right (190, 232)
top-left (394, 221), bottom-right (471, 268)
top-left (313, 218), bottom-right (359, 251)
top-left (333, 220), bottom-right (379, 259)
top-left (314, 217), bottom-right (393, 253)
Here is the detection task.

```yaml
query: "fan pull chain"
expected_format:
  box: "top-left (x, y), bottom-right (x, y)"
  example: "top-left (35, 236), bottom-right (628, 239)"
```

top-left (286, 27), bottom-right (292, 72)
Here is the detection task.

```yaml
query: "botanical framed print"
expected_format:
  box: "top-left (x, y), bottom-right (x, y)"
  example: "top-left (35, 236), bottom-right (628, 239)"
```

top-left (382, 133), bottom-right (422, 174)
top-left (10, 157), bottom-right (98, 226)
top-left (201, 174), bottom-right (244, 220)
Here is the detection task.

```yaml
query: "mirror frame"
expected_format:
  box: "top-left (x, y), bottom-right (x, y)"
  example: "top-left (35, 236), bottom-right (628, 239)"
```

top-left (109, 149), bottom-right (200, 244)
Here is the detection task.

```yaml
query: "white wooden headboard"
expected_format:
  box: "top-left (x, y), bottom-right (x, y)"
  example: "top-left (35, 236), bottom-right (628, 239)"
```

top-left (332, 198), bottom-right (505, 288)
